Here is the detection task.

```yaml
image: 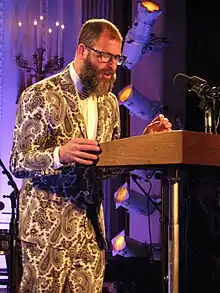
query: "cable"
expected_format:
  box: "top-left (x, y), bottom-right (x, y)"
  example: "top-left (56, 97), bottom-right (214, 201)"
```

top-left (131, 174), bottom-right (159, 261)
top-left (146, 181), bottom-right (153, 261)
top-left (131, 174), bottom-right (161, 214)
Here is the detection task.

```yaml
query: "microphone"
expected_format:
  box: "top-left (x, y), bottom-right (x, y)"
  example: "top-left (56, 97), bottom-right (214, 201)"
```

top-left (0, 201), bottom-right (5, 211)
top-left (173, 73), bottom-right (220, 101)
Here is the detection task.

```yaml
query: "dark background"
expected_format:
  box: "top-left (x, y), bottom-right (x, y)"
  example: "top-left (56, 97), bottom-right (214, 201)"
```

top-left (186, 1), bottom-right (220, 132)
top-left (183, 1), bottom-right (220, 292)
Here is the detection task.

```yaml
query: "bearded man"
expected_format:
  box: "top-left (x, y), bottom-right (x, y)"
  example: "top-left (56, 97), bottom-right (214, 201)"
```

top-left (10, 18), bottom-right (172, 293)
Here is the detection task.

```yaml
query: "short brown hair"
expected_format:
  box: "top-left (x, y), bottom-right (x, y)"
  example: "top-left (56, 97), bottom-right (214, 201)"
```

top-left (78, 18), bottom-right (123, 47)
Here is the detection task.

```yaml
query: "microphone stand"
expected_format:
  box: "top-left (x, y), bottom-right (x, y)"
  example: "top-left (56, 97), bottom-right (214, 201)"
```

top-left (192, 82), bottom-right (220, 134)
top-left (200, 95), bottom-right (220, 135)
top-left (204, 106), bottom-right (213, 134)
top-left (198, 97), bottom-right (217, 134)
top-left (0, 158), bottom-right (19, 293)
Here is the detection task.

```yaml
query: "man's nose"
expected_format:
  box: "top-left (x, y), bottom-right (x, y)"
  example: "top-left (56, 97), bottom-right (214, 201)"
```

top-left (107, 58), bottom-right (117, 70)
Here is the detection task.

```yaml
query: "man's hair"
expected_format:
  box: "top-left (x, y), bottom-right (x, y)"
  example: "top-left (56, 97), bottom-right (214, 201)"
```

top-left (78, 18), bottom-right (123, 47)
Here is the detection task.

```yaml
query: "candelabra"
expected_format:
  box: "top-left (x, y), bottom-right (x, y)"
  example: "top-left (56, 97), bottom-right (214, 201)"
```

top-left (16, 48), bottom-right (64, 79)
top-left (15, 18), bottom-right (65, 103)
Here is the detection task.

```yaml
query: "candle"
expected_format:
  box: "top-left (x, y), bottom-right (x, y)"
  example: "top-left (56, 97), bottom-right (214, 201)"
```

top-left (55, 21), bottom-right (59, 56)
top-left (47, 28), bottom-right (52, 60)
top-left (33, 20), bottom-right (38, 52)
top-left (39, 15), bottom-right (44, 48)
top-left (18, 21), bottom-right (22, 55)
top-left (60, 24), bottom-right (64, 57)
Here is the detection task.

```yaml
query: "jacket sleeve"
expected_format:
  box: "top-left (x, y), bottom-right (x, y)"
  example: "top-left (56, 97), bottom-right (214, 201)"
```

top-left (9, 85), bottom-right (62, 179)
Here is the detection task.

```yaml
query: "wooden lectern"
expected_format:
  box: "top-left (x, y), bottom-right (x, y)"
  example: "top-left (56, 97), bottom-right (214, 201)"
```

top-left (97, 130), bottom-right (220, 293)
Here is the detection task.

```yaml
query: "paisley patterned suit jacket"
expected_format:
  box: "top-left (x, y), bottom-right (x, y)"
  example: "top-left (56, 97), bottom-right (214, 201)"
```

top-left (9, 63), bottom-right (121, 249)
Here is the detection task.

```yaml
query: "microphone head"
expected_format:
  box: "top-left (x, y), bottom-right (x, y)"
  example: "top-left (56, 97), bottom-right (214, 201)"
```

top-left (173, 73), bottom-right (191, 90)
top-left (191, 76), bottom-right (208, 87)
top-left (173, 73), bottom-right (208, 92)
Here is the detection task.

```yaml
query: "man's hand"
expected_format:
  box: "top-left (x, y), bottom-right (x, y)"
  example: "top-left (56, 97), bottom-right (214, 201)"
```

top-left (59, 138), bottom-right (100, 165)
top-left (143, 114), bottom-right (172, 134)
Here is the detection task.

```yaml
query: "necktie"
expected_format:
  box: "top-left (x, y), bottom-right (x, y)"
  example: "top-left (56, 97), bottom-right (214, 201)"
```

top-left (79, 88), bottom-right (90, 99)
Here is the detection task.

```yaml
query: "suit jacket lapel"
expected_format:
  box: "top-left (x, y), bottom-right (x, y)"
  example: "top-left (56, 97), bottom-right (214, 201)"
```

top-left (58, 64), bottom-right (87, 138)
top-left (96, 95), bottom-right (106, 143)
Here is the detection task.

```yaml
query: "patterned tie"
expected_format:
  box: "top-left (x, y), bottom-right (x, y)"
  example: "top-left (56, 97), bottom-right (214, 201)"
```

top-left (79, 88), bottom-right (90, 99)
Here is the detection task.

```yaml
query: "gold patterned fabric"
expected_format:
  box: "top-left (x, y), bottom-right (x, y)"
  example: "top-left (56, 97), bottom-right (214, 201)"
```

top-left (9, 63), bottom-right (121, 292)
top-left (19, 221), bottom-right (105, 293)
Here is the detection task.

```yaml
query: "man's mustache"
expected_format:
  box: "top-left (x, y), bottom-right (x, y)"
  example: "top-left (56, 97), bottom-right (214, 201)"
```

top-left (98, 68), bottom-right (115, 75)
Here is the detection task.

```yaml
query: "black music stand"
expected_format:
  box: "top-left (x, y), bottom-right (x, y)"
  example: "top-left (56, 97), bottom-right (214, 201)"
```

top-left (0, 158), bottom-right (21, 293)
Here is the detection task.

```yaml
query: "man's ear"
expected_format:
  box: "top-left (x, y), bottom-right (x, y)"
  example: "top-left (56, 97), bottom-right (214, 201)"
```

top-left (77, 43), bottom-right (87, 60)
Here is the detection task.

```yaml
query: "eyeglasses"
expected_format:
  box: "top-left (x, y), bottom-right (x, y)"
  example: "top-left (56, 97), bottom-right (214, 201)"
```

top-left (85, 45), bottom-right (126, 66)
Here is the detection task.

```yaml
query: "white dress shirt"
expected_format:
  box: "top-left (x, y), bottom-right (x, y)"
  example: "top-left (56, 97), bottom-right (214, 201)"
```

top-left (54, 62), bottom-right (98, 168)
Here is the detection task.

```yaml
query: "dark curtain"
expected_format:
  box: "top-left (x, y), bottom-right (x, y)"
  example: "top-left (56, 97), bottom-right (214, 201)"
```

top-left (82, 0), bottom-right (113, 22)
top-left (182, 1), bottom-right (220, 292)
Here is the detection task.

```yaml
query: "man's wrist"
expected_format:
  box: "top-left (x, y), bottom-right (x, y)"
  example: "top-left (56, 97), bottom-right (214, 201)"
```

top-left (54, 146), bottom-right (64, 169)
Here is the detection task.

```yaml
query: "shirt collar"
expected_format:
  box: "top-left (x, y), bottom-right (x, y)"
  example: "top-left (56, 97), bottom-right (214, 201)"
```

top-left (69, 62), bottom-right (83, 93)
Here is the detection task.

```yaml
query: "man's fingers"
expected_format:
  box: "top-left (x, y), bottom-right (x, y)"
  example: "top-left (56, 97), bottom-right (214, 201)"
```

top-left (161, 119), bottom-right (172, 129)
top-left (73, 150), bottom-right (99, 165)
top-left (71, 138), bottom-right (100, 152)
top-left (151, 115), bottom-right (172, 128)
top-left (59, 138), bottom-right (101, 165)
top-left (155, 118), bottom-right (172, 128)
top-left (149, 120), bottom-right (162, 129)
top-left (151, 114), bottom-right (164, 123)
top-left (143, 115), bottom-right (172, 135)
top-left (148, 120), bottom-right (172, 132)
top-left (74, 144), bottom-right (100, 152)
top-left (73, 137), bottom-right (99, 145)
top-left (73, 156), bottom-right (94, 165)
top-left (165, 122), bottom-right (172, 129)
top-left (74, 150), bottom-right (98, 161)
top-left (162, 118), bottom-right (169, 124)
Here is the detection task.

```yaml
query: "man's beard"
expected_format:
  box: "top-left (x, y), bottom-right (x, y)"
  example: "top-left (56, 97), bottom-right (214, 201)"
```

top-left (79, 55), bottom-right (116, 96)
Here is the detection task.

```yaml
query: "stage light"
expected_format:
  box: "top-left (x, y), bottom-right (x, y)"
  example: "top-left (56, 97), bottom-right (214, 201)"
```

top-left (141, 1), bottom-right (160, 11)
top-left (114, 182), bottom-right (156, 216)
top-left (122, 1), bottom-right (165, 70)
top-left (118, 84), bottom-right (164, 122)
top-left (111, 230), bottom-right (150, 257)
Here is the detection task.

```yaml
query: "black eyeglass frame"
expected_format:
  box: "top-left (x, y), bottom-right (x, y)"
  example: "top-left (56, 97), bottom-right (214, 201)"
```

top-left (85, 45), bottom-right (126, 66)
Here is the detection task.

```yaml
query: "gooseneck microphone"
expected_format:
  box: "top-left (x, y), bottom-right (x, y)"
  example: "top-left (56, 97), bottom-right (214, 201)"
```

top-left (173, 73), bottom-right (220, 101)
top-left (174, 73), bottom-right (220, 134)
